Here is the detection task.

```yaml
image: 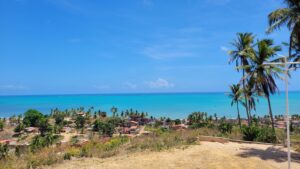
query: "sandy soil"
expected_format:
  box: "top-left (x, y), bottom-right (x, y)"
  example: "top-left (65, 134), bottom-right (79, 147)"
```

top-left (43, 141), bottom-right (300, 169)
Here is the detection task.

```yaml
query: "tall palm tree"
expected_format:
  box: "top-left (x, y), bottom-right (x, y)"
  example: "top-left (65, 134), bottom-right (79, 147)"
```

top-left (228, 84), bottom-right (243, 129)
top-left (229, 33), bottom-right (255, 124)
top-left (244, 39), bottom-right (284, 131)
top-left (241, 83), bottom-right (257, 126)
top-left (267, 0), bottom-right (300, 66)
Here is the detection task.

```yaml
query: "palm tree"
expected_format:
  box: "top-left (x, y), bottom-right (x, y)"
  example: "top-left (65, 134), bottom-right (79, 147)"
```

top-left (267, 0), bottom-right (300, 66)
top-left (111, 106), bottom-right (118, 117)
top-left (229, 33), bottom-right (255, 124)
top-left (242, 80), bottom-right (257, 121)
top-left (244, 39), bottom-right (284, 131)
top-left (228, 84), bottom-right (243, 129)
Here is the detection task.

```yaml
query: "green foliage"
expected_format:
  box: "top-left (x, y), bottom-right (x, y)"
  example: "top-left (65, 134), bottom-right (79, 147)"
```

top-left (63, 152), bottom-right (71, 160)
top-left (174, 119), bottom-right (181, 125)
top-left (39, 118), bottom-right (52, 136)
top-left (241, 124), bottom-right (260, 141)
top-left (0, 144), bottom-right (9, 160)
top-left (30, 134), bottom-right (59, 152)
top-left (0, 120), bottom-right (4, 131)
top-left (188, 112), bottom-right (207, 124)
top-left (23, 109), bottom-right (44, 127)
top-left (54, 113), bottom-right (64, 125)
top-left (256, 126), bottom-right (276, 143)
top-left (14, 123), bottom-right (25, 132)
top-left (241, 124), bottom-right (276, 143)
top-left (218, 121), bottom-right (233, 134)
top-left (75, 115), bottom-right (86, 132)
top-left (106, 117), bottom-right (122, 127)
top-left (93, 119), bottom-right (115, 137)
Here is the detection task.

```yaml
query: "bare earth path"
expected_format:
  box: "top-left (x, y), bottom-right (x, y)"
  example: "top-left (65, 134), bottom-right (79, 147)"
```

top-left (44, 141), bottom-right (300, 169)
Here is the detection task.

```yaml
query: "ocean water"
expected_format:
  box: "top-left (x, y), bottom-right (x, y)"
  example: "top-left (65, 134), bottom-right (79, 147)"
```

top-left (0, 92), bottom-right (300, 119)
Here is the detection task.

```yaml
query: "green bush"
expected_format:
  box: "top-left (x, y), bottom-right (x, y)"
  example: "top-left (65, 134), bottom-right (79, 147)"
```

top-left (93, 120), bottom-right (115, 137)
top-left (189, 123), bottom-right (207, 129)
top-left (63, 153), bottom-right (71, 160)
top-left (0, 120), bottom-right (4, 131)
top-left (23, 109), bottom-right (44, 127)
top-left (0, 144), bottom-right (9, 160)
top-left (256, 127), bottom-right (276, 143)
top-left (241, 125), bottom-right (276, 143)
top-left (218, 121), bottom-right (233, 134)
top-left (241, 125), bottom-right (260, 141)
top-left (14, 123), bottom-right (25, 132)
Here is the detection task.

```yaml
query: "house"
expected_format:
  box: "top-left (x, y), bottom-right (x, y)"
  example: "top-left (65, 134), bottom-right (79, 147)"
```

top-left (24, 127), bottom-right (38, 133)
top-left (0, 139), bottom-right (12, 144)
top-left (292, 120), bottom-right (300, 127)
top-left (119, 127), bottom-right (131, 134)
top-left (76, 112), bottom-right (86, 117)
top-left (171, 124), bottom-right (188, 130)
top-left (275, 121), bottom-right (285, 129)
top-left (241, 120), bottom-right (248, 126)
top-left (130, 121), bottom-right (138, 126)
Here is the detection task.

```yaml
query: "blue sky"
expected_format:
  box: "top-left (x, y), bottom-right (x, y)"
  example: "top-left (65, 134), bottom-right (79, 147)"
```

top-left (0, 0), bottom-right (299, 95)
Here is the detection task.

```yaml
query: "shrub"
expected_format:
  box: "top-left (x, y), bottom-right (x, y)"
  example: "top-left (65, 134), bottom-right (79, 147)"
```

top-left (241, 125), bottom-right (260, 141)
top-left (63, 153), bottom-right (71, 160)
top-left (93, 120), bottom-right (115, 137)
top-left (256, 127), bottom-right (276, 143)
top-left (241, 125), bottom-right (276, 143)
top-left (30, 134), bottom-right (59, 152)
top-left (189, 123), bottom-right (207, 129)
top-left (0, 120), bottom-right (4, 131)
top-left (23, 109), bottom-right (44, 127)
top-left (0, 144), bottom-right (9, 160)
top-left (218, 121), bottom-right (233, 134)
top-left (174, 119), bottom-right (181, 125)
top-left (14, 123), bottom-right (25, 132)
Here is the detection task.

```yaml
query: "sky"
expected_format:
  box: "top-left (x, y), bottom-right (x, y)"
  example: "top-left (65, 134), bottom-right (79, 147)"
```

top-left (0, 0), bottom-right (299, 95)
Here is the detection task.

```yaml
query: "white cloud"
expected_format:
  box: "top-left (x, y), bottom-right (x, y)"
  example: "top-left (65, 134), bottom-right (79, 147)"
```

top-left (145, 78), bottom-right (174, 89)
top-left (220, 46), bottom-right (229, 52)
top-left (124, 82), bottom-right (137, 89)
top-left (0, 85), bottom-right (27, 90)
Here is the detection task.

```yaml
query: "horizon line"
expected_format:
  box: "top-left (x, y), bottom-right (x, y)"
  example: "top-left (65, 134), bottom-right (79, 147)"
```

top-left (1, 90), bottom-right (300, 97)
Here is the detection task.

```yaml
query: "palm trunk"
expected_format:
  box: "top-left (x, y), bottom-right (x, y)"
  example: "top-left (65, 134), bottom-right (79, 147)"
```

top-left (242, 70), bottom-right (251, 125)
top-left (266, 96), bottom-right (275, 132)
top-left (237, 103), bottom-right (242, 129)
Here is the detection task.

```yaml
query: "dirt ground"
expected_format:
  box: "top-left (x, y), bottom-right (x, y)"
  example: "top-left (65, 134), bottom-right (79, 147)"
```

top-left (43, 141), bottom-right (300, 169)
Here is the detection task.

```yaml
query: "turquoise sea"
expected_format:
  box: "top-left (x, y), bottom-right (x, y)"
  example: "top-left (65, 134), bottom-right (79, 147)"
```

top-left (0, 92), bottom-right (300, 119)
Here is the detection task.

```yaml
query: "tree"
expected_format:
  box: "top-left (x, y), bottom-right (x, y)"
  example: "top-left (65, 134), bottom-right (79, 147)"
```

top-left (14, 122), bottom-right (25, 132)
top-left (75, 115), bottom-right (85, 133)
top-left (228, 84), bottom-right (243, 129)
top-left (267, 0), bottom-right (300, 66)
top-left (244, 39), bottom-right (284, 131)
top-left (228, 33), bottom-right (255, 124)
top-left (39, 118), bottom-right (52, 136)
top-left (111, 106), bottom-right (118, 117)
top-left (54, 113), bottom-right (64, 126)
top-left (0, 120), bottom-right (4, 131)
top-left (23, 109), bottom-right (44, 127)
top-left (93, 120), bottom-right (115, 137)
